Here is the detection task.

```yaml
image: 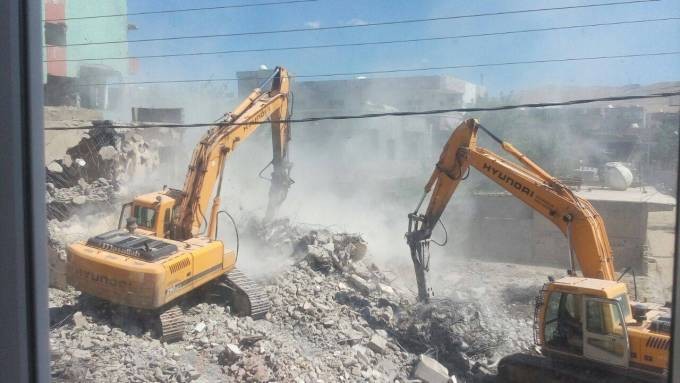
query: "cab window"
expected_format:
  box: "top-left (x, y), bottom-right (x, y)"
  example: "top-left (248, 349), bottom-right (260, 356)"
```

top-left (544, 292), bottom-right (583, 354)
top-left (613, 293), bottom-right (631, 320)
top-left (134, 206), bottom-right (157, 228)
top-left (164, 208), bottom-right (173, 235)
top-left (586, 299), bottom-right (625, 336)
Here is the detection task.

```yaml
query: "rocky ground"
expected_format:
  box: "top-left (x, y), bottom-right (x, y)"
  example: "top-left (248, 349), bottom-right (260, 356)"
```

top-left (49, 221), bottom-right (508, 383)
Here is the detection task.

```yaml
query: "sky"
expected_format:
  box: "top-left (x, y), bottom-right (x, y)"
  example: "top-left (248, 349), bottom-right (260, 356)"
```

top-left (94, 0), bottom-right (680, 95)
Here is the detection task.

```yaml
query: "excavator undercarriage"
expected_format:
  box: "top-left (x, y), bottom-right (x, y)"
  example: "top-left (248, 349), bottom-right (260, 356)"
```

top-left (498, 352), bottom-right (666, 383)
top-left (154, 268), bottom-right (270, 342)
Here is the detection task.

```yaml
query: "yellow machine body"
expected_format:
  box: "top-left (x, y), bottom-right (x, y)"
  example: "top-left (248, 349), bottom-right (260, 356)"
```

top-left (538, 277), bottom-right (670, 373)
top-left (66, 67), bottom-right (293, 318)
top-left (67, 191), bottom-right (236, 310)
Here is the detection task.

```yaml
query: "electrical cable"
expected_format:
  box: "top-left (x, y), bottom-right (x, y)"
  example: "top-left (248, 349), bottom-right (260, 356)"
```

top-left (47, 0), bottom-right (659, 46)
top-left (46, 17), bottom-right (680, 62)
top-left (44, 90), bottom-right (680, 131)
top-left (70, 51), bottom-right (680, 86)
top-left (43, 0), bottom-right (318, 22)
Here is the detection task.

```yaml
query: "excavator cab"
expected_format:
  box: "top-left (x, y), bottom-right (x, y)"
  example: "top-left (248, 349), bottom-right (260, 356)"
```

top-left (538, 277), bottom-right (632, 368)
top-left (118, 190), bottom-right (183, 239)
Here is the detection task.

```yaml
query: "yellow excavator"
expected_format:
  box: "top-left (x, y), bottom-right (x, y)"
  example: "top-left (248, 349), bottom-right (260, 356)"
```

top-left (67, 66), bottom-right (293, 342)
top-left (406, 119), bottom-right (671, 382)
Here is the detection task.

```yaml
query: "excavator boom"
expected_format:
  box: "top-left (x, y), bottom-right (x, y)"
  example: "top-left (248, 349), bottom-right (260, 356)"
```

top-left (407, 119), bottom-right (615, 302)
top-left (176, 67), bottom-right (293, 240)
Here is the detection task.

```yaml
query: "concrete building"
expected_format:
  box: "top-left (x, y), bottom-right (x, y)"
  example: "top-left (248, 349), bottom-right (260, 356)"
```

top-left (460, 187), bottom-right (675, 275)
top-left (43, 0), bottom-right (134, 109)
top-left (236, 70), bottom-right (485, 183)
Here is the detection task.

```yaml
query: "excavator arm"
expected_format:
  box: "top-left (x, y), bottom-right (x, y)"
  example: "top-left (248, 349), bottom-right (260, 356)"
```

top-left (176, 67), bottom-right (293, 240)
top-left (407, 119), bottom-right (615, 302)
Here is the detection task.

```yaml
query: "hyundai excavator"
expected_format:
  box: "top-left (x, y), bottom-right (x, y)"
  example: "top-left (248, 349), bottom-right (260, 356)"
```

top-left (67, 66), bottom-right (293, 342)
top-left (406, 119), bottom-right (671, 382)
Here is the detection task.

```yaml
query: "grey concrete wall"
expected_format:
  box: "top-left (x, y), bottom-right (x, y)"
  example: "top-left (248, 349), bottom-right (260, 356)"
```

top-left (457, 194), bottom-right (652, 274)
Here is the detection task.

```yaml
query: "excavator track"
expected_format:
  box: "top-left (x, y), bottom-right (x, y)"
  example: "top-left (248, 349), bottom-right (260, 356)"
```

top-left (157, 305), bottom-right (185, 343)
top-left (223, 268), bottom-right (270, 319)
top-left (498, 353), bottom-right (665, 383)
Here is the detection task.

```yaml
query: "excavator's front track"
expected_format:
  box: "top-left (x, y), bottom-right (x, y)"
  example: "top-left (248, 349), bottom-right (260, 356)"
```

top-left (222, 268), bottom-right (270, 319)
top-left (157, 305), bottom-right (185, 343)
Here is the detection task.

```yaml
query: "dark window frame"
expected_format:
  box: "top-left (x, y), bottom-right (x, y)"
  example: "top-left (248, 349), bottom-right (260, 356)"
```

top-left (0, 0), bottom-right (50, 381)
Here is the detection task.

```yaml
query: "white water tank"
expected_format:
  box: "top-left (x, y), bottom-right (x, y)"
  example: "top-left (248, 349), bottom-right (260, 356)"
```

top-left (603, 162), bottom-right (633, 191)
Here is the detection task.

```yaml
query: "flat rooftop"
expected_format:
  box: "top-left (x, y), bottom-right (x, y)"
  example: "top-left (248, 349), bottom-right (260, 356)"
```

top-left (476, 186), bottom-right (676, 211)
top-left (576, 186), bottom-right (675, 209)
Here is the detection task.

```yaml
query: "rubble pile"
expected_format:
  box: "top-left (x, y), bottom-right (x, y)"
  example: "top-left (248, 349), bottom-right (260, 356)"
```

top-left (49, 222), bottom-right (512, 382)
top-left (45, 125), bottom-right (160, 221)
top-left (302, 228), bottom-right (369, 272)
top-left (243, 217), bottom-right (306, 257)
top-left (393, 300), bottom-right (502, 380)
top-left (46, 178), bottom-right (115, 221)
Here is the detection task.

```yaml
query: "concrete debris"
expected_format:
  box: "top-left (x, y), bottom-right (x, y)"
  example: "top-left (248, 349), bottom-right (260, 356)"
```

top-left (414, 354), bottom-right (450, 383)
top-left (348, 274), bottom-right (373, 295)
top-left (219, 344), bottom-right (243, 364)
top-left (98, 145), bottom-right (118, 161)
top-left (47, 178), bottom-right (114, 221)
top-left (299, 228), bottom-right (369, 273)
top-left (45, 127), bottom-right (160, 222)
top-left (193, 322), bottom-right (206, 333)
top-left (368, 334), bottom-right (388, 354)
top-left (49, 220), bottom-right (500, 382)
top-left (47, 161), bottom-right (64, 173)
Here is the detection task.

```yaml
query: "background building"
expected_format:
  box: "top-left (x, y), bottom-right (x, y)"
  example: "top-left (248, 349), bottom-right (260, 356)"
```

top-left (237, 70), bottom-right (486, 186)
top-left (43, 0), bottom-right (135, 109)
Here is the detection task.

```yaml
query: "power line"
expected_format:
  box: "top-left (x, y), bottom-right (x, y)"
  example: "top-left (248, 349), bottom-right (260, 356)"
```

top-left (74, 51), bottom-right (680, 87)
top-left (47, 0), bottom-right (659, 47)
top-left (43, 0), bottom-right (318, 22)
top-left (44, 16), bottom-right (680, 63)
top-left (44, 91), bottom-right (680, 131)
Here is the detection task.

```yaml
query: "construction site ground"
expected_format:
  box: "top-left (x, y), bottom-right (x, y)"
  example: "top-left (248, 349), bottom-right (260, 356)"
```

top-left (49, 216), bottom-right (673, 383)
top-left (45, 107), bottom-right (675, 383)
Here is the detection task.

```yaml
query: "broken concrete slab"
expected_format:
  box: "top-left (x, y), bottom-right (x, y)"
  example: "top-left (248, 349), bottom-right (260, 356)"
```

top-left (72, 311), bottom-right (88, 329)
top-left (72, 195), bottom-right (87, 205)
top-left (219, 344), bottom-right (243, 365)
top-left (98, 145), bottom-right (118, 160)
top-left (367, 334), bottom-right (388, 354)
top-left (348, 274), bottom-right (372, 295)
top-left (349, 240), bottom-right (368, 261)
top-left (379, 283), bottom-right (396, 296)
top-left (193, 322), bottom-right (206, 333)
top-left (414, 355), bottom-right (449, 383)
top-left (47, 161), bottom-right (64, 173)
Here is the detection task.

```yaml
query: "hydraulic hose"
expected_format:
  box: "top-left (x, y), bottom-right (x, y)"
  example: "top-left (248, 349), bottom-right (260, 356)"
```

top-left (216, 210), bottom-right (240, 261)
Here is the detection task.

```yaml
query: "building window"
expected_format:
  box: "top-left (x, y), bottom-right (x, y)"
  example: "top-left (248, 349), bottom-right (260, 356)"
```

top-left (44, 22), bottom-right (66, 46)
